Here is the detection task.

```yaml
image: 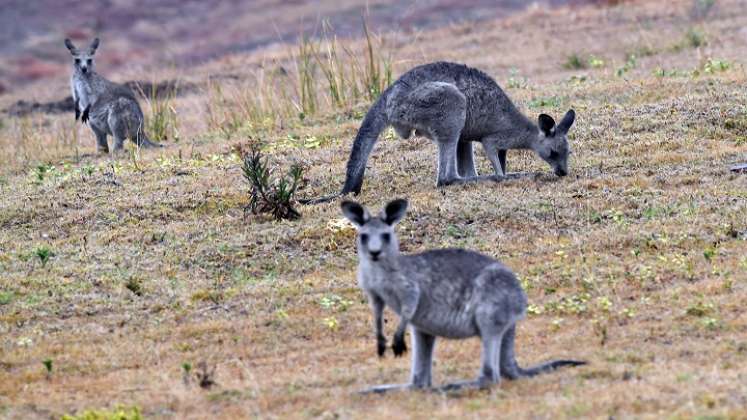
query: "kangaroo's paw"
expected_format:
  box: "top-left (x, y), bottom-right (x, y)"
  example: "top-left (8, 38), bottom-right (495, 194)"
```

top-left (359, 383), bottom-right (415, 395)
top-left (81, 106), bottom-right (90, 124)
top-left (392, 332), bottom-right (407, 357)
top-left (377, 334), bottom-right (387, 357)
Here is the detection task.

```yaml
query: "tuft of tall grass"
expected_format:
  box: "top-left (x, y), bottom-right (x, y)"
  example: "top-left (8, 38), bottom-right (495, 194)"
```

top-left (139, 81), bottom-right (179, 143)
top-left (297, 36), bottom-right (318, 119)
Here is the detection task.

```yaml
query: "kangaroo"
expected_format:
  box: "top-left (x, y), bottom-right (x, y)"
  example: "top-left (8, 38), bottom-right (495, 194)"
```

top-left (303, 62), bottom-right (575, 204)
top-left (64, 38), bottom-right (161, 154)
top-left (341, 198), bottom-right (585, 393)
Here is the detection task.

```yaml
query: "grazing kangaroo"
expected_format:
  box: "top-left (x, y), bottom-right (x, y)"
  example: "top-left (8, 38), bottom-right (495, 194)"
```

top-left (64, 38), bottom-right (161, 154)
top-left (341, 198), bottom-right (585, 393)
top-left (303, 62), bottom-right (576, 204)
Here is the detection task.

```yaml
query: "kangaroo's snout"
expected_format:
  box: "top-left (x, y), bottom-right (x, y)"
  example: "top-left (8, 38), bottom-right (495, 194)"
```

top-left (369, 250), bottom-right (382, 260)
top-left (555, 168), bottom-right (567, 177)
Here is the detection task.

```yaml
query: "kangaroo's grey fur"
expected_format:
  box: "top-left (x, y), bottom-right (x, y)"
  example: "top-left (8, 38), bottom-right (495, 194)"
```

top-left (341, 199), bottom-right (585, 393)
top-left (65, 38), bottom-right (161, 154)
top-left (304, 62), bottom-right (576, 204)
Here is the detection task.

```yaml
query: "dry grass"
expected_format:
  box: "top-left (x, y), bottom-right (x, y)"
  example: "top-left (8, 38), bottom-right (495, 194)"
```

top-left (1, 0), bottom-right (747, 418)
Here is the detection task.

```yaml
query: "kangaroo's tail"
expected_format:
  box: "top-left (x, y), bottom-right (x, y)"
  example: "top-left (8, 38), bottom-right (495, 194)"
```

top-left (340, 92), bottom-right (389, 195)
top-left (300, 90), bottom-right (390, 205)
top-left (500, 325), bottom-right (586, 380)
top-left (136, 132), bottom-right (164, 148)
top-left (516, 360), bottom-right (586, 377)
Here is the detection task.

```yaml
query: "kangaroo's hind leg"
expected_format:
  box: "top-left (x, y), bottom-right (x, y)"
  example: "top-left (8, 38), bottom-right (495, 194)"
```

top-left (498, 149), bottom-right (507, 175)
top-left (439, 331), bottom-right (504, 392)
top-left (499, 324), bottom-right (522, 380)
top-left (360, 327), bottom-right (436, 394)
top-left (457, 142), bottom-right (478, 178)
top-left (480, 137), bottom-right (506, 178)
top-left (90, 124), bottom-right (109, 154)
top-left (107, 113), bottom-right (129, 154)
top-left (411, 328), bottom-right (436, 389)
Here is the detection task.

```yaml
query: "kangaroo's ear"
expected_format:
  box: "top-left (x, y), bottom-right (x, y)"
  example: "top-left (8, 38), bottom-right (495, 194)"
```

top-left (557, 109), bottom-right (576, 134)
top-left (382, 199), bottom-right (408, 225)
top-left (64, 39), bottom-right (78, 54)
top-left (538, 114), bottom-right (556, 137)
top-left (89, 38), bottom-right (100, 54)
top-left (341, 201), bottom-right (369, 227)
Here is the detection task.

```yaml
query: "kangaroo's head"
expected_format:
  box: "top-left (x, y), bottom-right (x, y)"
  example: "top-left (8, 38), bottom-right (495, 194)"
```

top-left (534, 109), bottom-right (576, 177)
top-left (64, 38), bottom-right (99, 76)
top-left (341, 199), bottom-right (408, 263)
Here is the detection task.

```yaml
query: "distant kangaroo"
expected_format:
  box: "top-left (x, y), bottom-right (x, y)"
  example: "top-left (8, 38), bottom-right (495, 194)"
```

top-left (341, 198), bottom-right (585, 393)
top-left (304, 62), bottom-right (575, 203)
top-left (65, 38), bottom-right (161, 154)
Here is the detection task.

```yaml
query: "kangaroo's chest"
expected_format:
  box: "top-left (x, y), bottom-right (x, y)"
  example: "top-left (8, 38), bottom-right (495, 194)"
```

top-left (360, 271), bottom-right (405, 315)
top-left (72, 77), bottom-right (96, 108)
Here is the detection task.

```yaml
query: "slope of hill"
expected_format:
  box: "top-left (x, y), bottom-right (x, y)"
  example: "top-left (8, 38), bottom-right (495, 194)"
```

top-left (1, 0), bottom-right (746, 418)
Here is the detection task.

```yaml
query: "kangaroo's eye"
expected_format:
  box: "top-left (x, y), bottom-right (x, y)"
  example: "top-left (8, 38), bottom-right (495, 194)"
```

top-left (549, 151), bottom-right (559, 159)
top-left (360, 234), bottom-right (369, 244)
top-left (74, 59), bottom-right (80, 64)
top-left (86, 59), bottom-right (92, 65)
top-left (381, 233), bottom-right (391, 243)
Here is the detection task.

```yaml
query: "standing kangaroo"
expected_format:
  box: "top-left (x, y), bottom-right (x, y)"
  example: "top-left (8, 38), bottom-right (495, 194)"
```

top-left (305, 62), bottom-right (576, 203)
top-left (341, 198), bottom-right (585, 393)
top-left (65, 38), bottom-right (161, 154)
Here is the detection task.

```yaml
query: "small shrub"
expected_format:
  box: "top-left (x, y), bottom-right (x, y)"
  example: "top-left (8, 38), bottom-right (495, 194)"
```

top-left (182, 362), bottom-right (192, 385)
top-left (685, 28), bottom-right (706, 48)
top-left (33, 163), bottom-right (55, 183)
top-left (242, 148), bottom-right (304, 221)
top-left (674, 28), bottom-right (707, 51)
top-left (34, 246), bottom-right (53, 267)
top-left (563, 54), bottom-right (587, 70)
top-left (685, 301), bottom-right (714, 317)
top-left (43, 358), bottom-right (53, 378)
top-left (125, 277), bottom-right (143, 296)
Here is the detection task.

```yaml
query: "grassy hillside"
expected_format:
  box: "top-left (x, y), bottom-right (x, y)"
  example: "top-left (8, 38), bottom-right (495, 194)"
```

top-left (1, 0), bottom-right (746, 418)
